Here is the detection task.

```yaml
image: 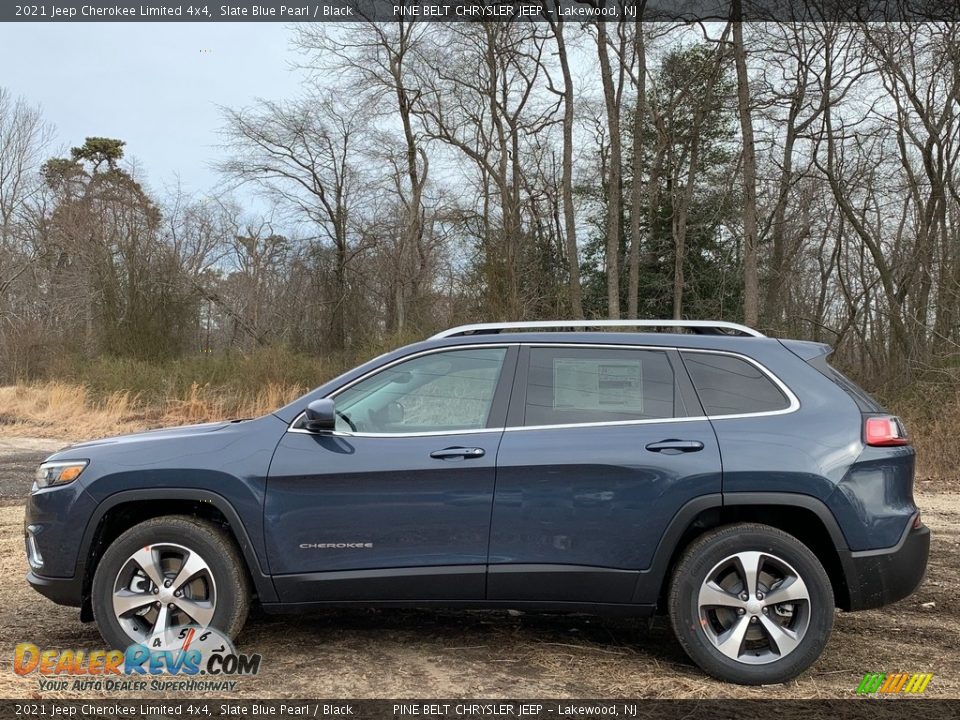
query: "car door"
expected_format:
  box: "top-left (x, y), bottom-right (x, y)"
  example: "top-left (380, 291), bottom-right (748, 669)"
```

top-left (266, 345), bottom-right (516, 603)
top-left (488, 344), bottom-right (722, 604)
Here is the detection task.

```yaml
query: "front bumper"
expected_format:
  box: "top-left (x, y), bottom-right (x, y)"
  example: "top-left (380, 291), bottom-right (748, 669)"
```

top-left (26, 570), bottom-right (83, 608)
top-left (841, 519), bottom-right (930, 611)
top-left (24, 481), bottom-right (93, 578)
top-left (24, 485), bottom-right (91, 610)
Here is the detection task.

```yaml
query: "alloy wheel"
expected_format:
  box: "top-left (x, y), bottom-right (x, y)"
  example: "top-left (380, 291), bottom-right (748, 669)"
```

top-left (697, 550), bottom-right (811, 665)
top-left (111, 542), bottom-right (217, 644)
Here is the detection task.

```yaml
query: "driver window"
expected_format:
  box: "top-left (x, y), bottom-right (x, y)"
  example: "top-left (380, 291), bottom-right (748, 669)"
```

top-left (332, 347), bottom-right (507, 434)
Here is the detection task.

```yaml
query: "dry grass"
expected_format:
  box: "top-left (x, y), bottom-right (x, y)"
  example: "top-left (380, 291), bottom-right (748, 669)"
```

top-left (898, 390), bottom-right (960, 483)
top-left (161, 382), bottom-right (307, 425)
top-left (0, 381), bottom-right (306, 441)
top-left (0, 346), bottom-right (362, 441)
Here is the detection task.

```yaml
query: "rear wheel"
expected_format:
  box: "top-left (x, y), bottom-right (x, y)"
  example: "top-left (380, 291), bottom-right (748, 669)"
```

top-left (91, 515), bottom-right (250, 649)
top-left (668, 523), bottom-right (834, 684)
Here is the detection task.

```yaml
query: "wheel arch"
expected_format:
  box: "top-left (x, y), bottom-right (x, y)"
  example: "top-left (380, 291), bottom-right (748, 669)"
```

top-left (78, 489), bottom-right (277, 620)
top-left (635, 493), bottom-right (852, 611)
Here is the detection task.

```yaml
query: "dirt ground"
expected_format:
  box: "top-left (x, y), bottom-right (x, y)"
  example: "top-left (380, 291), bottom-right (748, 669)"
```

top-left (0, 437), bottom-right (957, 700)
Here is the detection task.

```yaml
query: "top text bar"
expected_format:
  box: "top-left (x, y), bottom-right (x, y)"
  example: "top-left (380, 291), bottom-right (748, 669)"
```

top-left (4, 0), bottom-right (959, 22)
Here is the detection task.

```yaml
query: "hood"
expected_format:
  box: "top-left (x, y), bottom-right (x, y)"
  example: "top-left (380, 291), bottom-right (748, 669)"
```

top-left (37, 414), bottom-right (286, 485)
top-left (50, 420), bottom-right (239, 455)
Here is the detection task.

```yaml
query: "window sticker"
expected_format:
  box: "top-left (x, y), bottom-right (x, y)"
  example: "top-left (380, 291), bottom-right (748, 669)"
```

top-left (553, 359), bottom-right (644, 412)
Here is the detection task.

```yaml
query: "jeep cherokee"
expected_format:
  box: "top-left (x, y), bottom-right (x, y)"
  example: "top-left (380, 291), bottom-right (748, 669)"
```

top-left (24, 320), bottom-right (930, 684)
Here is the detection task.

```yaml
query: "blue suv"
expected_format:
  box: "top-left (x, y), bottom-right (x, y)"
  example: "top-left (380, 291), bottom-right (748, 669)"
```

top-left (25, 320), bottom-right (929, 684)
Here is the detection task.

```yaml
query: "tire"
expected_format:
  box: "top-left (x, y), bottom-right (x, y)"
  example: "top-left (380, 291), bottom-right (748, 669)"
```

top-left (91, 515), bottom-right (250, 649)
top-left (668, 523), bottom-right (834, 685)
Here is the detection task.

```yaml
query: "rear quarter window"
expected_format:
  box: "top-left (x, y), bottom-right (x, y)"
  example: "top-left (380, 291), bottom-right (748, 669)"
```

top-left (681, 352), bottom-right (791, 416)
top-left (806, 355), bottom-right (883, 412)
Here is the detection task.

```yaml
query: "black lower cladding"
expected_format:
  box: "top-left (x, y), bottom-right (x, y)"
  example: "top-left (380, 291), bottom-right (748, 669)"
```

top-left (27, 524), bottom-right (931, 615)
top-left (271, 563), bottom-right (652, 613)
top-left (272, 565), bottom-right (487, 602)
top-left (25, 570), bottom-right (83, 607)
top-left (841, 522), bottom-right (930, 611)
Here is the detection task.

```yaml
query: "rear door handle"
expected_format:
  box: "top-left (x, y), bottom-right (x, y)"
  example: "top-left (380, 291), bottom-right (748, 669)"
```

top-left (430, 447), bottom-right (486, 460)
top-left (645, 439), bottom-right (704, 454)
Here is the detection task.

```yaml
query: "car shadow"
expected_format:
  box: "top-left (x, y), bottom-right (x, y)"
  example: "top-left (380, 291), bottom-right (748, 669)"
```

top-left (242, 606), bottom-right (695, 671)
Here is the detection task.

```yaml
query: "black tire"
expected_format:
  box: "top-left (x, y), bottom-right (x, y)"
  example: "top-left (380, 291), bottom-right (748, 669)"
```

top-left (91, 515), bottom-right (250, 649)
top-left (668, 523), bottom-right (834, 685)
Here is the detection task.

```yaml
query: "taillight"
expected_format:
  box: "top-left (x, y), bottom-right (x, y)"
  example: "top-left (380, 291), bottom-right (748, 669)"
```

top-left (864, 416), bottom-right (910, 446)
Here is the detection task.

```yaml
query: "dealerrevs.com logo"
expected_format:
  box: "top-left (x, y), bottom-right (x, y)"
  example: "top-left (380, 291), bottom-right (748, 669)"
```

top-left (13, 626), bottom-right (261, 692)
top-left (856, 672), bottom-right (934, 695)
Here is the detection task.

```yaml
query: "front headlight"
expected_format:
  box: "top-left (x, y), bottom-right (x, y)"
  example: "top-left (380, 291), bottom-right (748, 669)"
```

top-left (34, 460), bottom-right (88, 490)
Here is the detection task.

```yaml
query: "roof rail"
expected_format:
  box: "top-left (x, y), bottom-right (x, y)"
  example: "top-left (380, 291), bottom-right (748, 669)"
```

top-left (430, 320), bottom-right (764, 339)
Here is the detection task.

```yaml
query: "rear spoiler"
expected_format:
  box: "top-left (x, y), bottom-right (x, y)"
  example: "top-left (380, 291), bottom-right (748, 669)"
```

top-left (778, 339), bottom-right (832, 362)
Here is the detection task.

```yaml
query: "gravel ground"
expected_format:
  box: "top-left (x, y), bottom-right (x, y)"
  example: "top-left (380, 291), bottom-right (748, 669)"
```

top-left (0, 438), bottom-right (63, 506)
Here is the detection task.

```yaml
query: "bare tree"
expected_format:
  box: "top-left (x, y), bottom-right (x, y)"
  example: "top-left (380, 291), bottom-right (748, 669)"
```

top-left (625, 10), bottom-right (650, 319)
top-left (647, 25), bottom-right (733, 320)
top-left (861, 23), bottom-right (960, 355)
top-left (5, 22), bottom-right (960, 398)
top-left (294, 21), bottom-right (432, 334)
top-left (542, 2), bottom-right (585, 318)
top-left (815, 27), bottom-right (915, 375)
top-left (411, 22), bottom-right (559, 319)
top-left (732, 11), bottom-right (759, 326)
top-left (0, 89), bottom-right (52, 309)
top-left (753, 23), bottom-right (831, 330)
top-left (219, 93), bottom-right (374, 349)
top-left (591, 10), bottom-right (627, 318)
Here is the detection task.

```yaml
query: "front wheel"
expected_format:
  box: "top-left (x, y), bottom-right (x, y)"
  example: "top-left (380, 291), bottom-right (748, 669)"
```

top-left (668, 523), bottom-right (834, 685)
top-left (91, 515), bottom-right (250, 649)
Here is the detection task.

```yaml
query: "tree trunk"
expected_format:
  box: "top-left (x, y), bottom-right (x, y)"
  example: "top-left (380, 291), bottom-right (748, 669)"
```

top-left (627, 17), bottom-right (648, 320)
top-left (553, 17), bottom-right (584, 319)
top-left (597, 19), bottom-right (622, 319)
top-left (733, 16), bottom-right (759, 327)
top-left (764, 114), bottom-right (797, 327)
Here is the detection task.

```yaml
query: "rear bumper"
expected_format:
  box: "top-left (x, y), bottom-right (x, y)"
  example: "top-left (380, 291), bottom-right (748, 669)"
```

top-left (841, 519), bottom-right (930, 611)
top-left (26, 571), bottom-right (83, 608)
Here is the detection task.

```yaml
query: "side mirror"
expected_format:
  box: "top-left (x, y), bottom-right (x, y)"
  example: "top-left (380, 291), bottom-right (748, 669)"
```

top-left (304, 399), bottom-right (336, 433)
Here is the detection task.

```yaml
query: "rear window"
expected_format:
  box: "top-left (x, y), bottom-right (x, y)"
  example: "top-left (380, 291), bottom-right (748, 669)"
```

top-left (524, 347), bottom-right (675, 426)
top-left (682, 352), bottom-right (790, 416)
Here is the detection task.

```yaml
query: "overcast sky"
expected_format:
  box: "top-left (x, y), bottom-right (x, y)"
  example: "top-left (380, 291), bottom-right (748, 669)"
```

top-left (0, 23), bottom-right (304, 198)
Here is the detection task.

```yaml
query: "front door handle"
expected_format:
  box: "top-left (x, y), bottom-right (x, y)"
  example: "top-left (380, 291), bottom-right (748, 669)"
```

top-left (430, 447), bottom-right (486, 460)
top-left (645, 439), bottom-right (705, 454)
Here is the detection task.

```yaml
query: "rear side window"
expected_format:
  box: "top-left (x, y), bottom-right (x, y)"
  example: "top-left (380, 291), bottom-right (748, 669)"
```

top-left (826, 368), bottom-right (882, 412)
top-left (682, 352), bottom-right (790, 416)
top-left (806, 355), bottom-right (883, 412)
top-left (524, 347), bottom-right (675, 426)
